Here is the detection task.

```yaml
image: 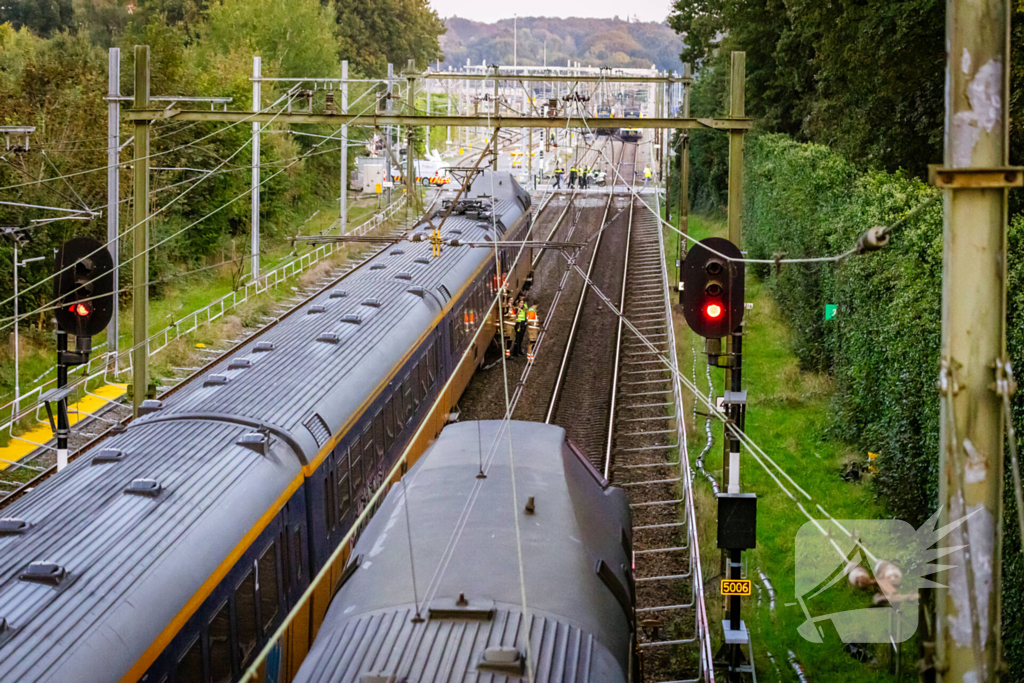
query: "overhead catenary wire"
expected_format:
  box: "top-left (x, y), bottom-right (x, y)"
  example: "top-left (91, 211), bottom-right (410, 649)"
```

top-left (1, 86), bottom-right (383, 321)
top-left (574, 111), bottom-right (930, 267)
top-left (555, 239), bottom-right (881, 566)
top-left (0, 93), bottom-right (380, 337)
top-left (0, 88), bottom-right (300, 196)
top-left (0, 89), bottom-right (300, 314)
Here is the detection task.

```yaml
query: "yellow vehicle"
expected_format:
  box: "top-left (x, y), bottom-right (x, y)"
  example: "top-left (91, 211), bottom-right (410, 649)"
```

top-left (596, 105), bottom-right (617, 136)
top-left (620, 107), bottom-right (642, 142)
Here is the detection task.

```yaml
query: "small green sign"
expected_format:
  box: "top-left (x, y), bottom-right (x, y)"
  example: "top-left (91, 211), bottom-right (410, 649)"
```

top-left (825, 304), bottom-right (837, 321)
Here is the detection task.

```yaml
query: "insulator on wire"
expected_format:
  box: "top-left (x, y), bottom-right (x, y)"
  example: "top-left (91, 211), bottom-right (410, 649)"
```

top-left (854, 226), bottom-right (890, 254)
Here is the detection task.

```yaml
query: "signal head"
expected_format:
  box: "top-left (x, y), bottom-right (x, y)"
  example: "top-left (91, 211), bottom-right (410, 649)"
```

top-left (680, 237), bottom-right (745, 339)
top-left (53, 237), bottom-right (114, 339)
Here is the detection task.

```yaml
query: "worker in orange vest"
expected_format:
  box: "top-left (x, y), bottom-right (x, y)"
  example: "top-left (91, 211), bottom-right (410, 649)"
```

top-left (526, 304), bottom-right (541, 361)
top-left (502, 296), bottom-right (517, 357)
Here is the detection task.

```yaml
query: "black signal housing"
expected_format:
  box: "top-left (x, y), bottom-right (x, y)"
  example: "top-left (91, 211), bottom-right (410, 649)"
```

top-left (680, 237), bottom-right (745, 339)
top-left (53, 237), bottom-right (114, 339)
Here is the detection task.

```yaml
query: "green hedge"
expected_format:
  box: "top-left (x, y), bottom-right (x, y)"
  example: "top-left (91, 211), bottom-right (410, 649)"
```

top-left (744, 133), bottom-right (1024, 673)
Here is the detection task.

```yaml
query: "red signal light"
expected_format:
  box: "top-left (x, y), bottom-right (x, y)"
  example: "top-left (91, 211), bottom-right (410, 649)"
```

top-left (705, 303), bottom-right (723, 319)
top-left (71, 303), bottom-right (91, 317)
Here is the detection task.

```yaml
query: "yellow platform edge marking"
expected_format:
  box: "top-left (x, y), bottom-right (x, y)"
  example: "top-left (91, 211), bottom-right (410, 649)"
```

top-left (0, 383), bottom-right (127, 470)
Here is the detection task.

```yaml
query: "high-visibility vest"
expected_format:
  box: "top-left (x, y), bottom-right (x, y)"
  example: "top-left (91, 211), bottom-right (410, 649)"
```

top-left (644, 167), bottom-right (652, 178)
top-left (527, 307), bottom-right (538, 322)
top-left (517, 308), bottom-right (527, 322)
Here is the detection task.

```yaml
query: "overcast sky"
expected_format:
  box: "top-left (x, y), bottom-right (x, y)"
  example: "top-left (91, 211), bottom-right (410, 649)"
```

top-left (428, 0), bottom-right (674, 24)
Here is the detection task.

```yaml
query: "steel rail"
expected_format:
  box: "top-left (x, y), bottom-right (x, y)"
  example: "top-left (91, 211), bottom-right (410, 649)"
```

top-left (543, 145), bottom-right (623, 424)
top-left (603, 155), bottom-right (636, 480)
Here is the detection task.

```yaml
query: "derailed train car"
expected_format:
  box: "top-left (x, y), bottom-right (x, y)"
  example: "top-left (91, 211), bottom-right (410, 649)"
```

top-left (293, 420), bottom-right (636, 683)
top-left (0, 172), bottom-right (533, 683)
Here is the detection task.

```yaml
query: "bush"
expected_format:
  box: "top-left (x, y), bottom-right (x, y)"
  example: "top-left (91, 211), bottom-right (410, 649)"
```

top-left (744, 133), bottom-right (1024, 674)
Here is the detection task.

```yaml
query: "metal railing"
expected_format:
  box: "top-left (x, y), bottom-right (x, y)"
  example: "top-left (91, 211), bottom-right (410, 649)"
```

top-left (0, 195), bottom-right (407, 435)
top-left (654, 192), bottom-right (715, 681)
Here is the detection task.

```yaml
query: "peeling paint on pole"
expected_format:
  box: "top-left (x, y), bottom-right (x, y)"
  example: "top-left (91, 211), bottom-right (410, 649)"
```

top-left (937, 0), bottom-right (1009, 680)
top-left (951, 59), bottom-right (1002, 168)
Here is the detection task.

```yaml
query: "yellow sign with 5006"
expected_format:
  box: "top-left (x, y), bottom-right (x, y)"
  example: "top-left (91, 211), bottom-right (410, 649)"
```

top-left (720, 579), bottom-right (752, 597)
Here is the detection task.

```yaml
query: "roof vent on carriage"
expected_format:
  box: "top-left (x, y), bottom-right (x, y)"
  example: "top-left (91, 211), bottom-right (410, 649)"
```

top-left (125, 479), bottom-right (162, 497)
top-left (92, 448), bottom-right (125, 464)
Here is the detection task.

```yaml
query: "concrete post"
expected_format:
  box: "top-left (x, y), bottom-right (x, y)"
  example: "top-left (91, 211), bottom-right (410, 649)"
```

top-left (680, 63), bottom-right (691, 238)
top-left (937, 1), bottom-right (1010, 680)
top-left (727, 52), bottom-right (745, 247)
top-left (107, 48), bottom-right (120, 363)
top-left (340, 60), bottom-right (348, 233)
top-left (132, 45), bottom-right (150, 417)
top-left (251, 56), bottom-right (261, 280)
top-left (425, 69), bottom-right (431, 155)
top-left (493, 76), bottom-right (499, 171)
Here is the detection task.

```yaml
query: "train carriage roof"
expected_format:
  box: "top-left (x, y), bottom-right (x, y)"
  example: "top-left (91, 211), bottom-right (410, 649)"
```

top-left (294, 420), bottom-right (633, 683)
top-left (0, 419), bottom-right (303, 683)
top-left (141, 170), bottom-right (531, 464)
top-left (0, 172), bottom-right (530, 683)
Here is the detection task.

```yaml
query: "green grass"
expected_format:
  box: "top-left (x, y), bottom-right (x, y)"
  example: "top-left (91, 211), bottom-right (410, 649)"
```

top-left (666, 213), bottom-right (909, 681)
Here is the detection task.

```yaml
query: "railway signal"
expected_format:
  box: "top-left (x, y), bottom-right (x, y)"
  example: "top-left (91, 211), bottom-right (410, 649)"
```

top-left (680, 237), bottom-right (744, 340)
top-left (53, 237), bottom-right (115, 341)
top-left (48, 237), bottom-right (114, 471)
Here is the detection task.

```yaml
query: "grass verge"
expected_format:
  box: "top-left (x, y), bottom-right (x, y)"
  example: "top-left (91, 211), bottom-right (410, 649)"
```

top-left (666, 213), bottom-right (909, 682)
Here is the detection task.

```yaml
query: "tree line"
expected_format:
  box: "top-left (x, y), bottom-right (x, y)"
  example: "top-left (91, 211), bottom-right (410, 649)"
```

top-left (0, 0), bottom-right (445, 320)
top-left (667, 0), bottom-right (1024, 676)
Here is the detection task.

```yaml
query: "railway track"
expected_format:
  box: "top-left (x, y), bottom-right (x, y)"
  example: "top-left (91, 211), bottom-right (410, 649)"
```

top-left (456, 136), bottom-right (711, 679)
top-left (546, 141), bottom-right (636, 460)
top-left (608, 198), bottom-right (713, 682)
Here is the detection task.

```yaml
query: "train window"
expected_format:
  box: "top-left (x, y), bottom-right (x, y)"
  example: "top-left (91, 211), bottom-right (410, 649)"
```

top-left (404, 374), bottom-right (416, 416)
top-left (362, 424), bottom-right (375, 479)
top-left (337, 453), bottom-right (351, 520)
top-left (291, 527), bottom-right (303, 587)
top-left (393, 386), bottom-right (405, 436)
top-left (427, 343), bottom-right (437, 384)
top-left (208, 600), bottom-right (232, 683)
top-left (235, 571), bottom-right (258, 668)
top-left (384, 396), bottom-right (396, 447)
top-left (349, 437), bottom-right (363, 494)
top-left (418, 359), bottom-right (429, 401)
top-left (258, 543), bottom-right (279, 633)
top-left (176, 636), bottom-right (203, 683)
top-left (325, 469), bottom-right (336, 532)
top-left (373, 410), bottom-right (385, 461)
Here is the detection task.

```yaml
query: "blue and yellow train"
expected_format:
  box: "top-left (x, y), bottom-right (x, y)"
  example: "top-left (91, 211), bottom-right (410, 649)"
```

top-left (0, 171), bottom-right (533, 683)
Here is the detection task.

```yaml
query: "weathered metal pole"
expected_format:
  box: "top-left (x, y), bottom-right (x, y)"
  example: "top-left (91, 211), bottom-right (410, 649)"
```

top-left (727, 52), bottom-right (745, 246)
top-left (678, 63), bottom-right (691, 293)
top-left (493, 76), bottom-right (499, 171)
top-left (107, 47), bottom-right (120, 364)
top-left (425, 68), bottom-right (431, 155)
top-left (386, 63), bottom-right (394, 206)
top-left (132, 45), bottom-right (150, 417)
top-left (680, 63), bottom-right (691, 238)
top-left (251, 56), bottom-right (261, 280)
top-left (936, 1), bottom-right (1011, 680)
top-left (406, 60), bottom-right (419, 213)
top-left (340, 60), bottom-right (348, 233)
